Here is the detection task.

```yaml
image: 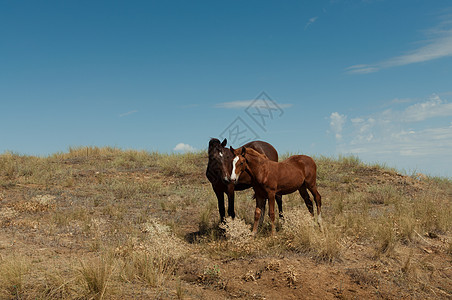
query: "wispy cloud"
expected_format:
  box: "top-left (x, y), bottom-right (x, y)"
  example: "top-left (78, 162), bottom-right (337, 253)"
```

top-left (390, 97), bottom-right (414, 105)
top-left (400, 94), bottom-right (452, 122)
top-left (173, 143), bottom-right (196, 152)
top-left (305, 16), bottom-right (318, 30)
top-left (216, 99), bottom-right (292, 109)
top-left (329, 112), bottom-right (347, 140)
top-left (347, 15), bottom-right (452, 74)
top-left (119, 110), bottom-right (138, 117)
top-left (329, 94), bottom-right (452, 175)
top-left (347, 124), bottom-right (452, 158)
top-left (346, 64), bottom-right (380, 74)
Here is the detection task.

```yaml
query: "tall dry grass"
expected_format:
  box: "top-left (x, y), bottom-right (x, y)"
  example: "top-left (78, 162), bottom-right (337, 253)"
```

top-left (79, 253), bottom-right (115, 300)
top-left (279, 208), bottom-right (341, 262)
top-left (118, 217), bottom-right (188, 287)
top-left (0, 255), bottom-right (30, 299)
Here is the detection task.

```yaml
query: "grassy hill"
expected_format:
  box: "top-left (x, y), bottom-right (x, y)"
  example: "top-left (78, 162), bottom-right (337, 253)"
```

top-left (0, 147), bottom-right (451, 299)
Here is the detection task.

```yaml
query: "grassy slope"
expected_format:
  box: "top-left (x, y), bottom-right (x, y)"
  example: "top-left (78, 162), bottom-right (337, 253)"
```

top-left (0, 146), bottom-right (451, 299)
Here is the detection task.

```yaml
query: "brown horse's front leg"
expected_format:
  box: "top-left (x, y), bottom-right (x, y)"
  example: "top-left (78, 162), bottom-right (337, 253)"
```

top-left (268, 191), bottom-right (276, 235)
top-left (252, 207), bottom-right (262, 234)
top-left (252, 196), bottom-right (265, 234)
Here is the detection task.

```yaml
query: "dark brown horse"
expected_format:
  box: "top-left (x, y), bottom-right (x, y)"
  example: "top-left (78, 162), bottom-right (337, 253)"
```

top-left (229, 146), bottom-right (322, 234)
top-left (206, 138), bottom-right (283, 223)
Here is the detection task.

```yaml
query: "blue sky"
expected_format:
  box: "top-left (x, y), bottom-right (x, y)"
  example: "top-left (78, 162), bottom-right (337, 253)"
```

top-left (1, 1), bottom-right (452, 177)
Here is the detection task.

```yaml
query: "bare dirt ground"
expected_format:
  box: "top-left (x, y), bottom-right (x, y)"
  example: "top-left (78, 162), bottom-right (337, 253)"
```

top-left (0, 148), bottom-right (451, 299)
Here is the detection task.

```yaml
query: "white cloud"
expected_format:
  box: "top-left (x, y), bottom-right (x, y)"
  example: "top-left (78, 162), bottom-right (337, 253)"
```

top-left (348, 125), bottom-right (452, 157)
top-left (330, 95), bottom-right (452, 176)
top-left (346, 64), bottom-right (380, 74)
top-left (216, 99), bottom-right (292, 109)
top-left (382, 32), bottom-right (452, 68)
top-left (119, 110), bottom-right (138, 117)
top-left (305, 16), bottom-right (318, 30)
top-left (173, 143), bottom-right (196, 152)
top-left (329, 112), bottom-right (347, 140)
top-left (347, 16), bottom-right (452, 74)
top-left (401, 94), bottom-right (452, 122)
top-left (391, 98), bottom-right (413, 104)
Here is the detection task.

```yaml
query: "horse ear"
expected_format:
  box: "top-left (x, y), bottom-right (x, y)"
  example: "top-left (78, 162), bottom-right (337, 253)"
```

top-left (229, 146), bottom-right (235, 153)
top-left (221, 138), bottom-right (227, 147)
top-left (241, 147), bottom-right (246, 156)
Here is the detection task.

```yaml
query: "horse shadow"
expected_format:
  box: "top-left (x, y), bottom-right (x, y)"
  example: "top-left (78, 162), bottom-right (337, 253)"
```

top-left (184, 223), bottom-right (227, 244)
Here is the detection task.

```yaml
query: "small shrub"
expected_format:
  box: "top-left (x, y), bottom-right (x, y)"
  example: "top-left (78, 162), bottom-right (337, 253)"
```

top-left (373, 218), bottom-right (396, 256)
top-left (108, 179), bottom-right (139, 200)
top-left (396, 211), bottom-right (416, 244)
top-left (346, 267), bottom-right (379, 286)
top-left (78, 253), bottom-right (115, 300)
top-left (119, 218), bottom-right (188, 287)
top-left (413, 192), bottom-right (451, 234)
top-left (138, 179), bottom-right (163, 194)
top-left (39, 268), bottom-right (78, 299)
top-left (280, 208), bottom-right (340, 261)
top-left (121, 251), bottom-right (174, 287)
top-left (367, 184), bottom-right (400, 205)
top-left (219, 217), bottom-right (252, 247)
top-left (0, 255), bottom-right (30, 298)
top-left (0, 152), bottom-right (18, 179)
top-left (198, 265), bottom-right (221, 285)
top-left (338, 154), bottom-right (361, 168)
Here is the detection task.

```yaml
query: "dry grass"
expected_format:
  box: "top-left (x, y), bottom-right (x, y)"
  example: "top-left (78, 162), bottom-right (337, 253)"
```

top-left (157, 152), bottom-right (205, 178)
top-left (219, 217), bottom-right (253, 247)
top-left (0, 148), bottom-right (451, 299)
top-left (279, 209), bottom-right (341, 262)
top-left (79, 253), bottom-right (115, 300)
top-left (118, 217), bottom-right (188, 288)
top-left (0, 255), bottom-right (30, 299)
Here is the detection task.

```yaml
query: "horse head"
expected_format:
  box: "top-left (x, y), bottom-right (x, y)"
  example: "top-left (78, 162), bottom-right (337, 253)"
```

top-left (229, 146), bottom-right (248, 184)
top-left (207, 138), bottom-right (234, 184)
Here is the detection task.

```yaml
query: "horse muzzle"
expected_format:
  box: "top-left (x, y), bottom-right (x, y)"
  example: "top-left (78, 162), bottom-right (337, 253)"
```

top-left (229, 178), bottom-right (239, 185)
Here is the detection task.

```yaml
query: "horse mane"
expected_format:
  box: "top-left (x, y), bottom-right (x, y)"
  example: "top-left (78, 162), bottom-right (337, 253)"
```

top-left (244, 147), bottom-right (268, 160)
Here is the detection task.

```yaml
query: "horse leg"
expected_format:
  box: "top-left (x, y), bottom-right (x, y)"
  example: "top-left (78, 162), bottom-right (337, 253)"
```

top-left (253, 192), bottom-right (265, 227)
top-left (226, 184), bottom-right (236, 219)
top-left (298, 184), bottom-right (314, 217)
top-left (258, 200), bottom-right (266, 228)
top-left (267, 191), bottom-right (276, 235)
top-left (252, 195), bottom-right (265, 235)
top-left (214, 188), bottom-right (226, 223)
top-left (307, 184), bottom-right (322, 227)
top-left (275, 194), bottom-right (283, 219)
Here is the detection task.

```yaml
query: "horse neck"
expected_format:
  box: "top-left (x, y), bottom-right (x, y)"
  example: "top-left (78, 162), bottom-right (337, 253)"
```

top-left (244, 152), bottom-right (268, 179)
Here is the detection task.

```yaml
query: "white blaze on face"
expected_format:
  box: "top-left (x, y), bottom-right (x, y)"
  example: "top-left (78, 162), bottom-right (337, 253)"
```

top-left (230, 156), bottom-right (240, 181)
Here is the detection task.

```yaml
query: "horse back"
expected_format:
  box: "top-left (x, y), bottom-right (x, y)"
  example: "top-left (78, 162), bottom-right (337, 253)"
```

top-left (243, 140), bottom-right (278, 162)
top-left (285, 155), bottom-right (317, 183)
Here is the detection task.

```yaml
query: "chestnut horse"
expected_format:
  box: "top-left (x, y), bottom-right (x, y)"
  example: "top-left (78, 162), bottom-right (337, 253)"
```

top-left (206, 138), bottom-right (283, 223)
top-left (229, 146), bottom-right (322, 234)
